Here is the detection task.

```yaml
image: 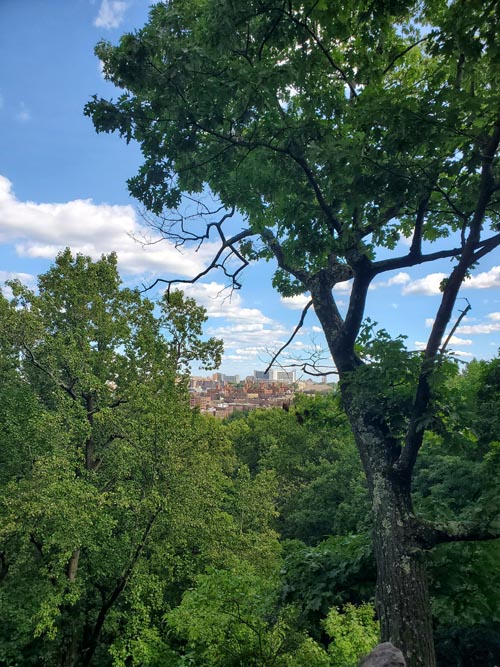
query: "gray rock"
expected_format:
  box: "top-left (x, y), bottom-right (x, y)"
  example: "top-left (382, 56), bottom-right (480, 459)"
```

top-left (359, 642), bottom-right (406, 667)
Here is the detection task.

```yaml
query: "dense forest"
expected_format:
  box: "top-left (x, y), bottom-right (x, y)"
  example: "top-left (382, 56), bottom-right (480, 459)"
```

top-left (1, 252), bottom-right (499, 666)
top-left (2, 0), bottom-right (500, 665)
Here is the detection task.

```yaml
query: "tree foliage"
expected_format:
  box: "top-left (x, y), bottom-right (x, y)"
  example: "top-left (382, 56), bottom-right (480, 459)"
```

top-left (0, 251), bottom-right (233, 667)
top-left (85, 2), bottom-right (500, 663)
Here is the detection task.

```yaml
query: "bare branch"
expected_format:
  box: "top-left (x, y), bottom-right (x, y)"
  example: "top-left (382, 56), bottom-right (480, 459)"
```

top-left (143, 225), bottom-right (255, 293)
top-left (439, 299), bottom-right (471, 355)
top-left (279, 361), bottom-right (338, 378)
top-left (264, 299), bottom-right (313, 373)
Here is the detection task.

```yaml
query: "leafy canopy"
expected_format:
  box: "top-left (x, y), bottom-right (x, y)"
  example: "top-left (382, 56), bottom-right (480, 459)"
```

top-left (86, 0), bottom-right (500, 287)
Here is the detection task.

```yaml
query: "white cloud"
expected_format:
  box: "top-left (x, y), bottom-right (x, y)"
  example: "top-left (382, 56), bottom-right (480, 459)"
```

top-left (182, 281), bottom-right (290, 366)
top-left (0, 270), bottom-right (36, 285)
top-left (182, 282), bottom-right (273, 324)
top-left (312, 326), bottom-right (323, 333)
top-left (98, 59), bottom-right (106, 79)
top-left (425, 318), bottom-right (435, 328)
top-left (388, 272), bottom-right (411, 286)
top-left (414, 337), bottom-right (473, 356)
top-left (333, 279), bottom-right (352, 294)
top-left (0, 175), bottom-right (215, 279)
top-left (281, 294), bottom-right (311, 310)
top-left (465, 266), bottom-right (500, 290)
top-left (210, 321), bottom-right (288, 349)
top-left (446, 335), bottom-right (472, 346)
top-left (457, 321), bottom-right (500, 335)
top-left (373, 272), bottom-right (411, 289)
top-left (402, 266), bottom-right (500, 296)
top-left (403, 273), bottom-right (446, 296)
top-left (0, 270), bottom-right (37, 301)
top-left (94, 0), bottom-right (128, 29)
top-left (456, 312), bottom-right (500, 335)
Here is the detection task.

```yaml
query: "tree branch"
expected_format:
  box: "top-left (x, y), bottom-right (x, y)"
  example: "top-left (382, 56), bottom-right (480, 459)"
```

top-left (81, 506), bottom-right (162, 667)
top-left (260, 228), bottom-right (310, 283)
top-left (408, 197), bottom-right (429, 258)
top-left (439, 299), bottom-right (471, 354)
top-left (383, 36), bottom-right (430, 75)
top-left (281, 8), bottom-right (358, 98)
top-left (144, 227), bottom-right (254, 293)
top-left (22, 344), bottom-right (78, 400)
top-left (264, 299), bottom-right (313, 373)
top-left (371, 244), bottom-right (466, 276)
top-left (415, 519), bottom-right (500, 549)
top-left (396, 113), bottom-right (500, 478)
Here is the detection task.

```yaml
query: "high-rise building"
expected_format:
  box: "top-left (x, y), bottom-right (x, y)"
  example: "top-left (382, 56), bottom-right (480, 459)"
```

top-left (213, 373), bottom-right (240, 384)
top-left (269, 369), bottom-right (296, 383)
top-left (253, 369), bottom-right (296, 383)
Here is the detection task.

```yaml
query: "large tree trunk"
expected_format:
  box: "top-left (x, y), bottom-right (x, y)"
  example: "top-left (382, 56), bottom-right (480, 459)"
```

top-left (310, 278), bottom-right (437, 667)
top-left (370, 470), bottom-right (435, 667)
top-left (347, 407), bottom-right (436, 667)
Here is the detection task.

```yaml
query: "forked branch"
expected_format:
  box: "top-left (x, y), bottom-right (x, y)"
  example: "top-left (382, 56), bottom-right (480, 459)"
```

top-left (264, 299), bottom-right (313, 373)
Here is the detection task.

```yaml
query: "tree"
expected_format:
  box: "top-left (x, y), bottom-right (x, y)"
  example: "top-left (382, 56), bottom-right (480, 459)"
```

top-left (85, 2), bottom-right (500, 664)
top-left (226, 397), bottom-right (369, 544)
top-left (159, 289), bottom-right (223, 375)
top-left (0, 251), bottom-right (232, 667)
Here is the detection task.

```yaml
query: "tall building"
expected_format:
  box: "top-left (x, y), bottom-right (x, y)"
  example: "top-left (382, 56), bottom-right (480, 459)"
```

top-left (269, 369), bottom-right (296, 383)
top-left (254, 369), bottom-right (296, 383)
top-left (213, 373), bottom-right (240, 384)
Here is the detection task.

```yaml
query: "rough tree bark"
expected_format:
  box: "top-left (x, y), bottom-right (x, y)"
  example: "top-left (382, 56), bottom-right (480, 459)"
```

top-left (310, 272), bottom-right (437, 667)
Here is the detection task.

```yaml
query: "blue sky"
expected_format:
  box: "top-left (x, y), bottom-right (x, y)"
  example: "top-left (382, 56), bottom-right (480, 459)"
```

top-left (1, 0), bottom-right (499, 378)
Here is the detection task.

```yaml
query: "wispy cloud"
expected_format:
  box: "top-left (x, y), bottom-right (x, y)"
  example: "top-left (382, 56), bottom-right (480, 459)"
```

top-left (464, 266), bottom-right (500, 290)
top-left (414, 339), bottom-right (473, 358)
top-left (403, 267), bottom-right (500, 296)
top-left (403, 273), bottom-right (446, 296)
top-left (281, 294), bottom-right (311, 310)
top-left (0, 270), bottom-right (37, 300)
top-left (0, 175), bottom-right (217, 280)
top-left (94, 0), bottom-right (128, 29)
top-left (181, 281), bottom-right (291, 367)
top-left (456, 312), bottom-right (500, 335)
top-left (446, 335), bottom-right (472, 346)
top-left (373, 271), bottom-right (411, 289)
top-left (457, 323), bottom-right (500, 335)
top-left (181, 281), bottom-right (291, 366)
top-left (182, 282), bottom-right (273, 324)
top-left (0, 270), bottom-right (36, 285)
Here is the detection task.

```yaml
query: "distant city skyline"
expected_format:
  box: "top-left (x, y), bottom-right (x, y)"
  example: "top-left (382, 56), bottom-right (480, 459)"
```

top-left (1, 1), bottom-right (499, 379)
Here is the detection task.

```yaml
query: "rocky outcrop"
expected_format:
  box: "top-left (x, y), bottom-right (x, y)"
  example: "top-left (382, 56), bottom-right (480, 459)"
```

top-left (360, 642), bottom-right (406, 667)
